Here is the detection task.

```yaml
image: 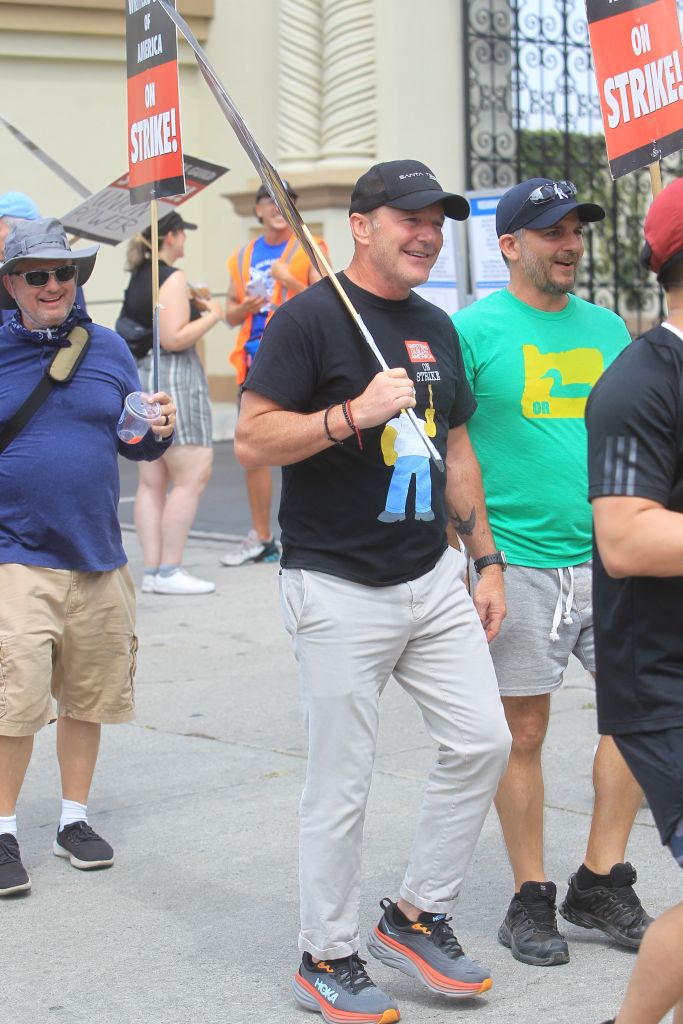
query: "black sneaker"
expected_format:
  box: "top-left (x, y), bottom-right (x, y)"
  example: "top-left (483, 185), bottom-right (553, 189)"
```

top-left (498, 881), bottom-right (570, 966)
top-left (560, 862), bottom-right (652, 948)
top-left (367, 898), bottom-right (492, 998)
top-left (292, 952), bottom-right (399, 1024)
top-left (53, 821), bottom-right (114, 870)
top-left (0, 833), bottom-right (31, 896)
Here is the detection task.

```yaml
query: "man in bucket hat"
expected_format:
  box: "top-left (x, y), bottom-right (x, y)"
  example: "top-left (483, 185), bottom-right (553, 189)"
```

top-left (586, 175), bottom-right (683, 1024)
top-left (452, 178), bottom-right (650, 967)
top-left (0, 193), bottom-right (88, 324)
top-left (0, 218), bottom-right (176, 896)
top-left (236, 159), bottom-right (511, 1020)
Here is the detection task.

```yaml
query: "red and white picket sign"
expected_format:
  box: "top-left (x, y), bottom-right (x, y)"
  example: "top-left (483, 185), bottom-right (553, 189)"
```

top-left (587, 0), bottom-right (683, 178)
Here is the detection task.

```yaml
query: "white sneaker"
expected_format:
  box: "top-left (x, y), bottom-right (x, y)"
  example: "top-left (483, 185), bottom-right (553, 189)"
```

top-left (220, 529), bottom-right (280, 567)
top-left (152, 569), bottom-right (216, 595)
top-left (141, 574), bottom-right (157, 594)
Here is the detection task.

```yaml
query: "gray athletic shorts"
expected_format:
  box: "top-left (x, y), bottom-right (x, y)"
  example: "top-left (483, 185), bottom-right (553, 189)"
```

top-left (485, 561), bottom-right (595, 697)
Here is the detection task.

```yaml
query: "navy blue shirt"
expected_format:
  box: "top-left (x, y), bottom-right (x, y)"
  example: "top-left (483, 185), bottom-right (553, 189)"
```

top-left (0, 307), bottom-right (171, 571)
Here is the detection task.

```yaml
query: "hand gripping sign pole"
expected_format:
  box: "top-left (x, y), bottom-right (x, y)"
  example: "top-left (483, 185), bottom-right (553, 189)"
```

top-left (156, 0), bottom-right (444, 473)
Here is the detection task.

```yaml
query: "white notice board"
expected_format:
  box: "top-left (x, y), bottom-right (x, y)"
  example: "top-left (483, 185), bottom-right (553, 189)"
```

top-left (465, 191), bottom-right (509, 299)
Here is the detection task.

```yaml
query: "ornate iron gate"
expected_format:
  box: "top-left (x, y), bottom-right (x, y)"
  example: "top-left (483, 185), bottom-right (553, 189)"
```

top-left (463, 0), bottom-right (683, 328)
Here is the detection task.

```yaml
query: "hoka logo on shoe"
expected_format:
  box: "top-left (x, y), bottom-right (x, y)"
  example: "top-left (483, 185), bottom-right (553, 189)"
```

top-left (314, 978), bottom-right (339, 1004)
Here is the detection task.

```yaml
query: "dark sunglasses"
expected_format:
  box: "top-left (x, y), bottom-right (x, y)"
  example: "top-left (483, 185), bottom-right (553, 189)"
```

top-left (527, 180), bottom-right (577, 204)
top-left (505, 181), bottom-right (579, 234)
top-left (10, 265), bottom-right (77, 287)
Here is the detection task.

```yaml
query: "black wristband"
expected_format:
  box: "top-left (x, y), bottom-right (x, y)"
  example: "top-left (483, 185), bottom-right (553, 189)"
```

top-left (323, 405), bottom-right (344, 446)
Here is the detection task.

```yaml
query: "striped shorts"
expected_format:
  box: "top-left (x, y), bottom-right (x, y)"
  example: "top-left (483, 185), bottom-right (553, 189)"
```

top-left (138, 347), bottom-right (212, 447)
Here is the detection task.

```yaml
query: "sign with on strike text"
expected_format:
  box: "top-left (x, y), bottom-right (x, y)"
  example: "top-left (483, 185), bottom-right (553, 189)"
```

top-left (126, 0), bottom-right (186, 204)
top-left (587, 0), bottom-right (683, 177)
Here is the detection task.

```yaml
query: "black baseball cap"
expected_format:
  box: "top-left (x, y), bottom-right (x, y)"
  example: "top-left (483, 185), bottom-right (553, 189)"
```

top-left (143, 211), bottom-right (197, 239)
top-left (496, 177), bottom-right (604, 237)
top-left (349, 160), bottom-right (470, 221)
top-left (255, 180), bottom-right (298, 203)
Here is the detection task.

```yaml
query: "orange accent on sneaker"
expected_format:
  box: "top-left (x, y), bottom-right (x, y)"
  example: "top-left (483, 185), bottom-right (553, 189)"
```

top-left (372, 927), bottom-right (492, 997)
top-left (293, 973), bottom-right (401, 1024)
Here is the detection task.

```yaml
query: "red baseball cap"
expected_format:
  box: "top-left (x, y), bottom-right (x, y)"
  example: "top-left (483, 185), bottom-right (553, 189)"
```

top-left (642, 177), bottom-right (683, 277)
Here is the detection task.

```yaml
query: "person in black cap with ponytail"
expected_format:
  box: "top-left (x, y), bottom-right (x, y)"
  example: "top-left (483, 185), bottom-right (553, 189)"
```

top-left (236, 159), bottom-right (511, 1021)
top-left (120, 211), bottom-right (224, 596)
top-left (587, 175), bottom-right (683, 1024)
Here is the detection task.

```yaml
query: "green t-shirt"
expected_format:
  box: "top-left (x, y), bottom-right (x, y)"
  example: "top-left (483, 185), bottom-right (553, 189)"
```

top-left (452, 289), bottom-right (630, 567)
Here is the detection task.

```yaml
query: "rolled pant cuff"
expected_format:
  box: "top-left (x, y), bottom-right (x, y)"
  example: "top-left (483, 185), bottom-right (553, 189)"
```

top-left (298, 935), bottom-right (360, 961)
top-left (399, 883), bottom-right (459, 916)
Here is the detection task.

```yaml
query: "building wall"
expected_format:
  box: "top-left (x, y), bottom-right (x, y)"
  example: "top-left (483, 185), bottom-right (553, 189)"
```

top-left (0, 0), bottom-right (466, 408)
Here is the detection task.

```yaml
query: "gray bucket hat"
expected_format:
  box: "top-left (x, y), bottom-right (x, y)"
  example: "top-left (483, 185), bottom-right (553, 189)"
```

top-left (0, 217), bottom-right (99, 308)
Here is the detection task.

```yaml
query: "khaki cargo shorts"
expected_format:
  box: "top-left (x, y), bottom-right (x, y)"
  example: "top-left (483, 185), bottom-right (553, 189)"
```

top-left (0, 563), bottom-right (138, 737)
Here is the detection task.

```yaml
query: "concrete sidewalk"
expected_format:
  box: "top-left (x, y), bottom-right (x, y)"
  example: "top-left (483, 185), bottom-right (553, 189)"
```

top-left (5, 533), bottom-right (678, 1024)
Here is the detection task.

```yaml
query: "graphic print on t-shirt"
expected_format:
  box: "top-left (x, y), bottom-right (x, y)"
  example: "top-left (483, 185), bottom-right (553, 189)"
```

top-left (521, 344), bottom-right (604, 418)
top-left (378, 384), bottom-right (437, 523)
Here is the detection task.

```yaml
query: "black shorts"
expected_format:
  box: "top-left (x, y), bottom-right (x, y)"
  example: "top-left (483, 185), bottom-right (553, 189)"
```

top-left (615, 728), bottom-right (683, 851)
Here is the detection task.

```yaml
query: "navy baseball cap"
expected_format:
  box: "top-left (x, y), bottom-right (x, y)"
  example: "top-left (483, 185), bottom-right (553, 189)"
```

top-left (496, 177), bottom-right (604, 237)
top-left (350, 160), bottom-right (470, 221)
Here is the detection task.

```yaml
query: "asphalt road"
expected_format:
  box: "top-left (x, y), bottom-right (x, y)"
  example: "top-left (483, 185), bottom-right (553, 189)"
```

top-left (117, 439), bottom-right (282, 540)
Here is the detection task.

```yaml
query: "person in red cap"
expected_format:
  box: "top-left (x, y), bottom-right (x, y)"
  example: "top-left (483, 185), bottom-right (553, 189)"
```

top-left (221, 182), bottom-right (328, 567)
top-left (586, 176), bottom-right (683, 1024)
top-left (236, 158), bottom-right (511, 1022)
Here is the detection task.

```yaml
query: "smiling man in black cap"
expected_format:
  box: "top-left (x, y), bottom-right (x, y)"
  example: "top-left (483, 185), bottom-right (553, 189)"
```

top-left (453, 178), bottom-right (651, 969)
top-left (235, 159), bottom-right (511, 1021)
top-left (0, 218), bottom-right (175, 898)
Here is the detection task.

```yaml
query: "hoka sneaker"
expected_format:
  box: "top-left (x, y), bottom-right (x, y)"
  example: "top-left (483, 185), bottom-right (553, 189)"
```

top-left (292, 952), bottom-right (400, 1023)
top-left (367, 898), bottom-right (492, 998)
top-left (220, 529), bottom-right (280, 567)
top-left (53, 821), bottom-right (114, 870)
top-left (0, 833), bottom-right (31, 896)
top-left (498, 881), bottom-right (570, 966)
top-left (560, 863), bottom-right (652, 948)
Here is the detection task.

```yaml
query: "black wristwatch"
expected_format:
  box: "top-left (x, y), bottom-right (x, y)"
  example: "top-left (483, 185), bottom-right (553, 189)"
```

top-left (473, 551), bottom-right (507, 574)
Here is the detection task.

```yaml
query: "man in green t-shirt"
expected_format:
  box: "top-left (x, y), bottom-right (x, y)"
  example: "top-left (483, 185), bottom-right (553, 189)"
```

top-left (452, 178), bottom-right (651, 968)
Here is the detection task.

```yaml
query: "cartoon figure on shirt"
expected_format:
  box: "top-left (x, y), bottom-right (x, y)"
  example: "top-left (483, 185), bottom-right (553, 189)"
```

top-left (377, 385), bottom-right (436, 523)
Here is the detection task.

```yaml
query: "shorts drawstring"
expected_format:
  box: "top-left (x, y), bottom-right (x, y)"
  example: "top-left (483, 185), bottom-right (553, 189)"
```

top-left (549, 566), bottom-right (575, 641)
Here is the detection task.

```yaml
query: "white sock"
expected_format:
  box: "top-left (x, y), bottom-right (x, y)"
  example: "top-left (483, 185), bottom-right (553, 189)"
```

top-left (59, 799), bottom-right (88, 832)
top-left (0, 814), bottom-right (17, 837)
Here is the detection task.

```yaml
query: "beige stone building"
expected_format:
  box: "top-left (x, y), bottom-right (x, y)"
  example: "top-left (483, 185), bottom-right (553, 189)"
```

top-left (0, 0), bottom-right (467, 423)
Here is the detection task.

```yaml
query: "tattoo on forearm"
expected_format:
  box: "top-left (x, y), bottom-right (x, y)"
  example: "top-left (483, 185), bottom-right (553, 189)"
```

top-left (451, 507), bottom-right (476, 535)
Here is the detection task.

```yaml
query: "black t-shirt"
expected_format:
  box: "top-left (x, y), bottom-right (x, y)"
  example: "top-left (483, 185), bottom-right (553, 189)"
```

top-left (586, 323), bottom-right (683, 735)
top-left (244, 273), bottom-right (476, 586)
top-left (122, 261), bottom-right (200, 327)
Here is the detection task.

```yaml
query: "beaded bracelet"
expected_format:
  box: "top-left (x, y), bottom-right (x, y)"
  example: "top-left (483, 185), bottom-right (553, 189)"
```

top-left (342, 399), bottom-right (363, 450)
top-left (323, 405), bottom-right (344, 445)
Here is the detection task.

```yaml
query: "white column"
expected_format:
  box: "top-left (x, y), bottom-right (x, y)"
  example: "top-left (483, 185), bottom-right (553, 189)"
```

top-left (320, 0), bottom-right (377, 165)
top-left (278, 0), bottom-right (323, 168)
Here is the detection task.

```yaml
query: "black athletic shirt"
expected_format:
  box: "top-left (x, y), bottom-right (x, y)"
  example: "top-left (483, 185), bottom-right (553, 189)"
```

top-left (586, 324), bottom-right (683, 735)
top-left (244, 273), bottom-right (476, 586)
